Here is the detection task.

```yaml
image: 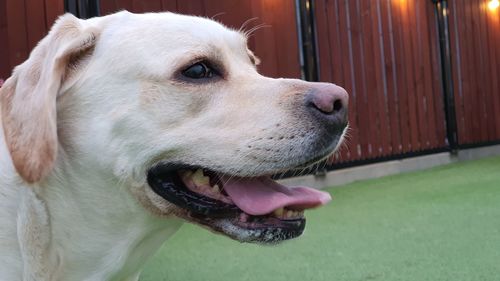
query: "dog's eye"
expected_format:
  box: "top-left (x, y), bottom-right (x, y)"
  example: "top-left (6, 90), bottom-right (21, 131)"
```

top-left (182, 62), bottom-right (215, 79)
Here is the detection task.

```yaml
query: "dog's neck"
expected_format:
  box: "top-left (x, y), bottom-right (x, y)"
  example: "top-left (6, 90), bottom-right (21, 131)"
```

top-left (48, 164), bottom-right (183, 280)
top-left (0, 150), bottom-right (182, 281)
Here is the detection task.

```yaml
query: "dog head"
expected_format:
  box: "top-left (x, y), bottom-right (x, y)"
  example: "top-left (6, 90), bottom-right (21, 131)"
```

top-left (0, 11), bottom-right (348, 244)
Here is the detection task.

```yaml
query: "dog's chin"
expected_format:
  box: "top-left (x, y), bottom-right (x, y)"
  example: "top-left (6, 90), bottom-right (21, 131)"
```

top-left (146, 151), bottom-right (335, 244)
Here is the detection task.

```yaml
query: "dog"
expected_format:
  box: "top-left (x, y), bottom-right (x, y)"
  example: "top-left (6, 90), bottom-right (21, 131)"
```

top-left (0, 11), bottom-right (348, 280)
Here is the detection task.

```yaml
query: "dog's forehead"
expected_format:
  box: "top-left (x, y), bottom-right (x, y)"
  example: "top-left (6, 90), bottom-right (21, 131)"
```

top-left (109, 12), bottom-right (246, 51)
top-left (93, 11), bottom-right (249, 74)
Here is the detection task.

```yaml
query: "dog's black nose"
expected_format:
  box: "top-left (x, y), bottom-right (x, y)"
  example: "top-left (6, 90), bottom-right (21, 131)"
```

top-left (305, 83), bottom-right (349, 129)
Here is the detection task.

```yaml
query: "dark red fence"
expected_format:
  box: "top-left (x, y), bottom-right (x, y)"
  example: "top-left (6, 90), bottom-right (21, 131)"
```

top-left (449, 0), bottom-right (500, 146)
top-left (0, 0), bottom-right (64, 79)
top-left (315, 0), bottom-right (448, 164)
top-left (1, 0), bottom-right (499, 168)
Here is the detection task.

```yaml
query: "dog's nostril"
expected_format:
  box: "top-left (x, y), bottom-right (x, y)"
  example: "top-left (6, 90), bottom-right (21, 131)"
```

top-left (332, 99), bottom-right (343, 113)
top-left (310, 99), bottom-right (342, 115)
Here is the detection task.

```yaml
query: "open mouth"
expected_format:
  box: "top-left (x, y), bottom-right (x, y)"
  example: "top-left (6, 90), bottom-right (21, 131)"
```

top-left (147, 165), bottom-right (332, 244)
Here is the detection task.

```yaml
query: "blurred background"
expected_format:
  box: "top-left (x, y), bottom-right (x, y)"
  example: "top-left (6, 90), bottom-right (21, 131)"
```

top-left (1, 1), bottom-right (500, 280)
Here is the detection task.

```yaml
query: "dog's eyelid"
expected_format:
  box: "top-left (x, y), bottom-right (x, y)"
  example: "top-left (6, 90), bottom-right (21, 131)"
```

top-left (178, 58), bottom-right (225, 82)
top-left (201, 59), bottom-right (223, 72)
top-left (191, 59), bottom-right (220, 73)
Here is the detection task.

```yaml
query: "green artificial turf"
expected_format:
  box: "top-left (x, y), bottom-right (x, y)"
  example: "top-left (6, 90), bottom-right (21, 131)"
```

top-left (140, 156), bottom-right (500, 281)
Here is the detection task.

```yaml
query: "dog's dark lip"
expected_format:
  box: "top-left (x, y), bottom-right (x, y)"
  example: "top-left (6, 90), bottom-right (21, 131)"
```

top-left (289, 134), bottom-right (343, 171)
top-left (292, 150), bottom-right (332, 170)
top-left (189, 213), bottom-right (306, 244)
top-left (147, 165), bottom-right (240, 218)
top-left (146, 163), bottom-right (307, 243)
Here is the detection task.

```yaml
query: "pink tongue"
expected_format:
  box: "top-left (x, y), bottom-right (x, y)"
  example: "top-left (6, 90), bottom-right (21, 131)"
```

top-left (222, 176), bottom-right (332, 216)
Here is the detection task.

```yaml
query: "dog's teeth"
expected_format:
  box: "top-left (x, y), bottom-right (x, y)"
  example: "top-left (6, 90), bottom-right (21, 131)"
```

top-left (192, 169), bottom-right (210, 186)
top-left (272, 208), bottom-right (304, 218)
top-left (180, 170), bottom-right (193, 182)
top-left (212, 184), bottom-right (220, 193)
top-left (273, 207), bottom-right (284, 217)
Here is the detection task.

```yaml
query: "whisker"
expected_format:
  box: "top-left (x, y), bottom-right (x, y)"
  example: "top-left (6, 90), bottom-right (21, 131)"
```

top-left (244, 23), bottom-right (272, 38)
top-left (210, 12), bottom-right (226, 20)
top-left (239, 17), bottom-right (260, 33)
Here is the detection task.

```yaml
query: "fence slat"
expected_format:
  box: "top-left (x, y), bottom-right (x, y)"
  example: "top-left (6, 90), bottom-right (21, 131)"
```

top-left (392, 1), bottom-right (411, 153)
top-left (449, 0), bottom-right (466, 145)
top-left (402, 0), bottom-right (421, 151)
top-left (161, 0), bottom-right (177, 11)
top-left (371, 0), bottom-right (391, 156)
top-left (380, 0), bottom-right (402, 154)
top-left (6, 0), bottom-right (28, 68)
top-left (0, 1), bottom-right (10, 78)
top-left (99, 0), bottom-right (118, 14)
top-left (485, 0), bottom-right (500, 139)
top-left (315, 0), bottom-right (333, 83)
top-left (337, 0), bottom-right (360, 160)
top-left (26, 0), bottom-right (48, 51)
top-left (44, 0), bottom-right (64, 29)
top-left (114, 0), bottom-right (134, 12)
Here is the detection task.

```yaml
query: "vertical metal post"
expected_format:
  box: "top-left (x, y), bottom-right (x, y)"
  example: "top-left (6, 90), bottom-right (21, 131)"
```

top-left (296, 0), bottom-right (319, 82)
top-left (65, 0), bottom-right (100, 19)
top-left (432, 0), bottom-right (459, 153)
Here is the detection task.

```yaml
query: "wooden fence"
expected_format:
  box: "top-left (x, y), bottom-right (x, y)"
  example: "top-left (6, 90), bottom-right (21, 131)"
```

top-left (1, 0), bottom-right (499, 168)
top-left (315, 0), bottom-right (448, 164)
top-left (0, 0), bottom-right (64, 79)
top-left (449, 0), bottom-right (500, 146)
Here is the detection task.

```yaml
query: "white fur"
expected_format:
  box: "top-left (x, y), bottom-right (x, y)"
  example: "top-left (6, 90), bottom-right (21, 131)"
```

top-left (0, 11), bottom-right (347, 280)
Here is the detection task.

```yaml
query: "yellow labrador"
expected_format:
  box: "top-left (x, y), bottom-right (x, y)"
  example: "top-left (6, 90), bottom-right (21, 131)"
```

top-left (0, 11), bottom-right (348, 280)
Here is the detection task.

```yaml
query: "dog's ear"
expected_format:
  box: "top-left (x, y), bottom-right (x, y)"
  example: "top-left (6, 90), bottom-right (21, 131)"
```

top-left (0, 13), bottom-right (99, 183)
